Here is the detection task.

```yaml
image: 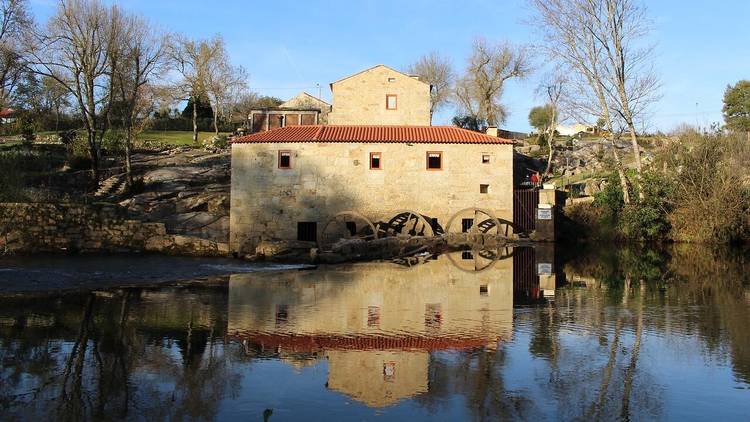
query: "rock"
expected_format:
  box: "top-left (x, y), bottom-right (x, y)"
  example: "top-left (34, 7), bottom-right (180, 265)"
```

top-left (254, 239), bottom-right (317, 262)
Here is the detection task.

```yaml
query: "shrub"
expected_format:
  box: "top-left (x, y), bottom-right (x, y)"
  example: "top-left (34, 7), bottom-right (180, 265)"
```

top-left (202, 135), bottom-right (228, 151)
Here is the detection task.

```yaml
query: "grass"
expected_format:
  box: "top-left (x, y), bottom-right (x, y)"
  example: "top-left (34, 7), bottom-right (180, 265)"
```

top-left (138, 130), bottom-right (230, 146)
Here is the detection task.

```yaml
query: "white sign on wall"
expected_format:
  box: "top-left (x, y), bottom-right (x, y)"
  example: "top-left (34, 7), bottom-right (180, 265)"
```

top-left (537, 208), bottom-right (553, 220)
top-left (537, 263), bottom-right (553, 275)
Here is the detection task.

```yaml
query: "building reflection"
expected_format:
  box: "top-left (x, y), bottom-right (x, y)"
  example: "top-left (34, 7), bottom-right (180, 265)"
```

top-left (227, 249), bottom-right (538, 407)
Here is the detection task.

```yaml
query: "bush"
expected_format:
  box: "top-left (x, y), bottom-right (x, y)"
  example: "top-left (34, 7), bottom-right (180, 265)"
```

top-left (202, 135), bottom-right (228, 151)
top-left (101, 130), bottom-right (125, 155)
top-left (618, 204), bottom-right (671, 241)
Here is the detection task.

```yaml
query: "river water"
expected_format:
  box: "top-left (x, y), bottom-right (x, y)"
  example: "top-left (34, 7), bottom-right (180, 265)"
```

top-left (1, 244), bottom-right (748, 421)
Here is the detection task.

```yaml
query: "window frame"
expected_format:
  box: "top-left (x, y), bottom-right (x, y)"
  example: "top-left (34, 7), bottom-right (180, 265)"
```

top-left (385, 94), bottom-right (398, 110)
top-left (480, 184), bottom-right (490, 194)
top-left (278, 150), bottom-right (292, 169)
top-left (369, 152), bottom-right (382, 170)
top-left (426, 151), bottom-right (443, 171)
top-left (482, 154), bottom-right (491, 164)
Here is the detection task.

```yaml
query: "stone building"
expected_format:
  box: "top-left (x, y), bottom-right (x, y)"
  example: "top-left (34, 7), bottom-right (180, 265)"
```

top-left (227, 253), bottom-right (513, 407)
top-left (229, 125), bottom-right (514, 254)
top-left (327, 65), bottom-right (431, 126)
top-left (249, 92), bottom-right (331, 133)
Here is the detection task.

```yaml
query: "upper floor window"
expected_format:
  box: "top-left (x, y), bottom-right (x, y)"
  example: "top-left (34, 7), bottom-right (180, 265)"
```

top-left (386, 94), bottom-right (397, 110)
top-left (278, 150), bottom-right (292, 169)
top-left (370, 152), bottom-right (382, 169)
top-left (388, 77), bottom-right (396, 82)
top-left (426, 151), bottom-right (442, 170)
top-left (482, 154), bottom-right (490, 164)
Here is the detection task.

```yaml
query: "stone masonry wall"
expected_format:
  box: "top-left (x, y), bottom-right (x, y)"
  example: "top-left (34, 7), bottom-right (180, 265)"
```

top-left (230, 142), bottom-right (514, 254)
top-left (328, 65), bottom-right (431, 126)
top-left (0, 203), bottom-right (229, 256)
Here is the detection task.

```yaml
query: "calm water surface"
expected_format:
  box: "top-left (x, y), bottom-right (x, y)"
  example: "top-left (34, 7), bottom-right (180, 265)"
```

top-left (1, 245), bottom-right (748, 421)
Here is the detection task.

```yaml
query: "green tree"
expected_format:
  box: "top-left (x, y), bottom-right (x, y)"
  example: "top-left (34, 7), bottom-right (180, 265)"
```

top-left (723, 80), bottom-right (750, 139)
top-left (528, 104), bottom-right (555, 132)
top-left (451, 114), bottom-right (487, 132)
top-left (181, 95), bottom-right (213, 119)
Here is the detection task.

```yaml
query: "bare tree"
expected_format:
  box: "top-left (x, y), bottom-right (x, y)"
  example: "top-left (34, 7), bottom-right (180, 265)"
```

top-left (24, 0), bottom-right (119, 183)
top-left (593, 0), bottom-right (660, 176)
top-left (112, 13), bottom-right (166, 188)
top-left (406, 52), bottom-right (455, 123)
top-left (170, 35), bottom-right (232, 142)
top-left (537, 74), bottom-right (566, 179)
top-left (40, 76), bottom-right (70, 131)
top-left (529, 0), bottom-right (635, 203)
top-left (0, 0), bottom-right (31, 110)
top-left (204, 42), bottom-right (247, 135)
top-left (529, 0), bottom-right (659, 204)
top-left (455, 38), bottom-right (530, 126)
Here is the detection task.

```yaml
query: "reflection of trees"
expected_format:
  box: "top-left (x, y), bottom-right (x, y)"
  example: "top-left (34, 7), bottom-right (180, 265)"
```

top-left (553, 243), bottom-right (749, 420)
top-left (0, 283), bottom-right (239, 421)
top-left (416, 348), bottom-right (539, 421)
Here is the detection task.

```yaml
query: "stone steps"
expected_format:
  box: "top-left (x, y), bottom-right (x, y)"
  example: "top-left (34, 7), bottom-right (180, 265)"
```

top-left (94, 173), bottom-right (127, 199)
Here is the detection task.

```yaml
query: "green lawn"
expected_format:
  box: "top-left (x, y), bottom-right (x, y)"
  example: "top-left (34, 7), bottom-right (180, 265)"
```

top-left (138, 130), bottom-right (230, 146)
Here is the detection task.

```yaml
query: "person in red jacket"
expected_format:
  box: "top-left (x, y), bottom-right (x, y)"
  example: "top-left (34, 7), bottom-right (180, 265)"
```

top-left (530, 172), bottom-right (539, 187)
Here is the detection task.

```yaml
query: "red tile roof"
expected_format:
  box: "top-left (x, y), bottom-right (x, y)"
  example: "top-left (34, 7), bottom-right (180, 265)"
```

top-left (231, 125), bottom-right (513, 145)
top-left (229, 332), bottom-right (502, 352)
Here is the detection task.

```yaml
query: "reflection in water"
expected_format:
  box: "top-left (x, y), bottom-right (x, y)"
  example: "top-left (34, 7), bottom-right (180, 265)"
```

top-left (227, 254), bottom-right (513, 407)
top-left (0, 245), bottom-right (748, 420)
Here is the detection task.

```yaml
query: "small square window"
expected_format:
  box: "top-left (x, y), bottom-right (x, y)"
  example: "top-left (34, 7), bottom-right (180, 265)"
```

top-left (480, 184), bottom-right (489, 194)
top-left (480, 285), bottom-right (489, 296)
top-left (482, 154), bottom-right (490, 164)
top-left (461, 218), bottom-right (474, 233)
top-left (278, 150), bottom-right (292, 169)
top-left (297, 222), bottom-right (317, 242)
top-left (370, 152), bottom-right (382, 169)
top-left (427, 151), bottom-right (442, 170)
top-left (388, 77), bottom-right (396, 82)
top-left (386, 94), bottom-right (397, 110)
top-left (461, 250), bottom-right (474, 260)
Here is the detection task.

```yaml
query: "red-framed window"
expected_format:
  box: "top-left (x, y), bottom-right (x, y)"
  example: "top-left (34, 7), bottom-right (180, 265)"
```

top-left (370, 152), bottom-right (382, 169)
top-left (278, 150), bottom-right (292, 169)
top-left (386, 94), bottom-right (397, 110)
top-left (426, 151), bottom-right (443, 170)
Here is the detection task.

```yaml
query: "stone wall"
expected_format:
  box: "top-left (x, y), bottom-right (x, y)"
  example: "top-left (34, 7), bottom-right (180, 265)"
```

top-left (328, 65), bottom-right (431, 126)
top-left (0, 203), bottom-right (229, 256)
top-left (230, 142), bottom-right (514, 254)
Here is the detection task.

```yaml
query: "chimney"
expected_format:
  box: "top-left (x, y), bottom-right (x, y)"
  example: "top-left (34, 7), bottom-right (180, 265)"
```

top-left (485, 126), bottom-right (498, 137)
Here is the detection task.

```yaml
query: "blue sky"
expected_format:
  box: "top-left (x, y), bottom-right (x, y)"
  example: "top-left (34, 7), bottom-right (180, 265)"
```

top-left (29, 0), bottom-right (750, 132)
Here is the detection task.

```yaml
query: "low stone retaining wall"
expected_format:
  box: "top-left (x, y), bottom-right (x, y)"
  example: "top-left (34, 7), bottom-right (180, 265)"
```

top-left (0, 203), bottom-right (228, 256)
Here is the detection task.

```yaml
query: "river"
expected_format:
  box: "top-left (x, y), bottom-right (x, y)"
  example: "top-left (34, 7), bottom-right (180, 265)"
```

top-left (0, 244), bottom-right (748, 421)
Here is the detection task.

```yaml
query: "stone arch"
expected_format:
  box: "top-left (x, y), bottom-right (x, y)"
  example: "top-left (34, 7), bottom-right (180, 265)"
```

top-left (318, 211), bottom-right (379, 250)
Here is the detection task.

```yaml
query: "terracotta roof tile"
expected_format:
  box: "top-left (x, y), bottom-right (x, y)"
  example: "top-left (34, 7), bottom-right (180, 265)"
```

top-left (231, 125), bottom-right (513, 145)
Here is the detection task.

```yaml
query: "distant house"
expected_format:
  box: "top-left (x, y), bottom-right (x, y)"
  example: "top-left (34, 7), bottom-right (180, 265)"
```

top-left (0, 108), bottom-right (17, 125)
top-left (327, 64), bottom-right (431, 126)
top-left (555, 123), bottom-right (597, 137)
top-left (248, 92), bottom-right (331, 133)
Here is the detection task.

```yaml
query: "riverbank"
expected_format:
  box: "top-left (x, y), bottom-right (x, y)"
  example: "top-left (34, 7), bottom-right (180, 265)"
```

top-left (0, 254), bottom-right (311, 293)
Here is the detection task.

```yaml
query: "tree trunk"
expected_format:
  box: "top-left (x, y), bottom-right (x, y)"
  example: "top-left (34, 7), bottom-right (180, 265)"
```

top-left (192, 98), bottom-right (198, 143)
top-left (124, 127), bottom-right (133, 189)
top-left (628, 125), bottom-right (642, 174)
top-left (611, 140), bottom-right (631, 205)
top-left (544, 130), bottom-right (554, 178)
top-left (87, 129), bottom-right (101, 185)
top-left (213, 106), bottom-right (219, 136)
